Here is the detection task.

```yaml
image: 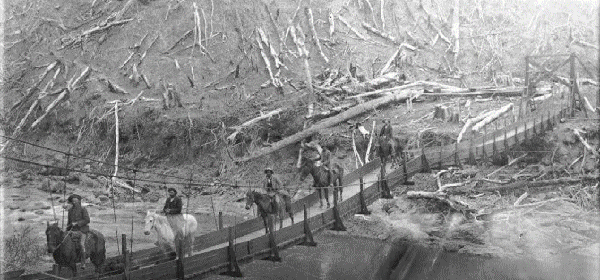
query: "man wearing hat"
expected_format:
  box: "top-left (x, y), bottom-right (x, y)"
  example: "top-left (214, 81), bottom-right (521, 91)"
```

top-left (379, 119), bottom-right (393, 140)
top-left (262, 167), bottom-right (291, 212)
top-left (66, 194), bottom-right (90, 268)
top-left (163, 188), bottom-right (185, 239)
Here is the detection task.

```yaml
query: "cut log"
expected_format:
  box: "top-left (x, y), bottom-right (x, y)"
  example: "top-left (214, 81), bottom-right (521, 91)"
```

top-left (362, 22), bottom-right (400, 44)
top-left (10, 61), bottom-right (60, 114)
top-left (257, 27), bottom-right (284, 69)
top-left (305, 7), bottom-right (329, 63)
top-left (583, 97), bottom-right (598, 114)
top-left (573, 129), bottom-right (599, 156)
top-left (238, 87), bottom-right (420, 162)
top-left (479, 177), bottom-right (584, 193)
top-left (255, 32), bottom-right (283, 90)
top-left (348, 81), bottom-right (423, 99)
top-left (342, 72), bottom-right (405, 94)
top-left (337, 15), bottom-right (367, 40)
top-left (30, 88), bottom-right (69, 130)
top-left (365, 120), bottom-right (376, 163)
top-left (379, 43), bottom-right (416, 76)
top-left (456, 110), bottom-right (494, 143)
top-left (406, 191), bottom-right (475, 214)
top-left (352, 130), bottom-right (365, 166)
top-left (112, 178), bottom-right (141, 193)
top-left (471, 103), bottom-right (514, 133)
top-left (227, 108), bottom-right (284, 142)
top-left (328, 11), bottom-right (335, 38)
top-left (290, 25), bottom-right (313, 99)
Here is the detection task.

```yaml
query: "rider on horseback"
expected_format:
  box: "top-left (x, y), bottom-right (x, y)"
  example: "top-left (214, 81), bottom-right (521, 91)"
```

top-left (263, 167), bottom-right (291, 213)
top-left (163, 188), bottom-right (186, 240)
top-left (65, 194), bottom-right (90, 269)
top-left (380, 119), bottom-right (393, 140)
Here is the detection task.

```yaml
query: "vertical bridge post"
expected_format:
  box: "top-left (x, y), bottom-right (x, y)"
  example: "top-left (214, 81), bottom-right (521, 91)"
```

top-left (300, 204), bottom-right (317, 246)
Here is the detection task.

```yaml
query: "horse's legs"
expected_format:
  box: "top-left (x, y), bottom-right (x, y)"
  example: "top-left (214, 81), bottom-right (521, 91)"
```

top-left (70, 263), bottom-right (78, 277)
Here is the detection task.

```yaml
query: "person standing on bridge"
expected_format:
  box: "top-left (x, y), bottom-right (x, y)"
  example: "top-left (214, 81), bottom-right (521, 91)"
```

top-left (163, 187), bottom-right (185, 240)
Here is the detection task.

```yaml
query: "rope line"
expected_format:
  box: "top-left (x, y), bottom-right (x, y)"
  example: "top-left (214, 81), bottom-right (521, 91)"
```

top-left (0, 134), bottom-right (196, 182)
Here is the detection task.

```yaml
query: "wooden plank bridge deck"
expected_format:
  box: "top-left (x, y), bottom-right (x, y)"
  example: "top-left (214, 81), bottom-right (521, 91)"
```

top-left (13, 97), bottom-right (569, 280)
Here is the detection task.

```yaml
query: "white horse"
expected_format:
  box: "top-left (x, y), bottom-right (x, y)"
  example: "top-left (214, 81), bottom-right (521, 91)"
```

top-left (143, 210), bottom-right (198, 258)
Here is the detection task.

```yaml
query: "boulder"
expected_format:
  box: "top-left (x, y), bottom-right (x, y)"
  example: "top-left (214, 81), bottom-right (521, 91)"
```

top-left (79, 174), bottom-right (98, 189)
top-left (98, 195), bottom-right (110, 203)
top-left (34, 210), bottom-right (45, 215)
top-left (6, 203), bottom-right (20, 210)
top-left (39, 180), bottom-right (65, 193)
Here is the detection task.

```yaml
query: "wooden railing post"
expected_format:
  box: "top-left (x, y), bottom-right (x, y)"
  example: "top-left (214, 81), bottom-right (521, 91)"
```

top-left (300, 204), bottom-right (317, 246)
top-left (176, 239), bottom-right (184, 280)
top-left (514, 120), bottom-right (519, 145)
top-left (358, 168), bottom-right (371, 214)
top-left (220, 227), bottom-right (243, 277)
top-left (122, 234), bottom-right (129, 280)
top-left (438, 139), bottom-right (443, 170)
top-left (402, 152), bottom-right (414, 185)
top-left (420, 147), bottom-right (431, 172)
top-left (482, 125), bottom-right (488, 162)
top-left (454, 141), bottom-right (462, 168)
top-left (331, 189), bottom-right (347, 231)
top-left (218, 212), bottom-right (223, 230)
top-left (467, 131), bottom-right (476, 165)
top-left (504, 116), bottom-right (509, 152)
top-left (524, 120), bottom-right (529, 143)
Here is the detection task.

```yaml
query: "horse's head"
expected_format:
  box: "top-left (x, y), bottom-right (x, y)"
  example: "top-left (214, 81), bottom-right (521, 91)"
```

top-left (244, 190), bottom-right (255, 210)
top-left (45, 221), bottom-right (62, 253)
top-left (144, 210), bottom-right (157, 235)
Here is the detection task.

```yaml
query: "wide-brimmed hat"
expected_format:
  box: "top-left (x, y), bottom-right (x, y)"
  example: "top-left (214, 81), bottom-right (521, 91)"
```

top-left (264, 167), bottom-right (274, 174)
top-left (67, 194), bottom-right (82, 203)
top-left (167, 187), bottom-right (177, 194)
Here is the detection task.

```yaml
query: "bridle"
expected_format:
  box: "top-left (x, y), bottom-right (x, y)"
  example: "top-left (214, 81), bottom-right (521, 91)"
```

top-left (48, 227), bottom-right (73, 252)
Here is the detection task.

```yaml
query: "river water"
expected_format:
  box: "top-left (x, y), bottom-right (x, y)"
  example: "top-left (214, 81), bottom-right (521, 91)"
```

top-left (205, 234), bottom-right (599, 280)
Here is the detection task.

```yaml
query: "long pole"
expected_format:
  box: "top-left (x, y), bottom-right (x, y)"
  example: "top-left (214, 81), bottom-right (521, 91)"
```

top-left (597, 0), bottom-right (600, 211)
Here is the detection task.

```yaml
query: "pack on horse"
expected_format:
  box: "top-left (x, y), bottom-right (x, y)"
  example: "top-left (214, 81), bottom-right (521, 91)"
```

top-left (245, 190), bottom-right (294, 234)
top-left (45, 222), bottom-right (106, 277)
top-left (298, 141), bottom-right (344, 208)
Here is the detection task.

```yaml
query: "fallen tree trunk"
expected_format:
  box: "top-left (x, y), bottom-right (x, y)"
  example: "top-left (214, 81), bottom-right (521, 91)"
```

top-left (30, 88), bottom-right (70, 130)
top-left (471, 103), bottom-right (513, 132)
top-left (406, 191), bottom-right (475, 215)
top-left (306, 7), bottom-right (328, 63)
top-left (337, 15), bottom-right (367, 40)
top-left (362, 22), bottom-right (400, 44)
top-left (347, 82), bottom-right (423, 99)
top-left (479, 177), bottom-right (583, 193)
top-left (573, 129), bottom-right (599, 156)
top-left (421, 87), bottom-right (525, 97)
top-left (342, 72), bottom-right (404, 94)
top-left (227, 108), bottom-right (284, 142)
top-left (456, 110), bottom-right (495, 143)
top-left (238, 87), bottom-right (418, 162)
top-left (379, 43), bottom-right (416, 75)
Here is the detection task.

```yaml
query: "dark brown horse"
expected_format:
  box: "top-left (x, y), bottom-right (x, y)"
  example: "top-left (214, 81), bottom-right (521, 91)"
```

top-left (298, 156), bottom-right (344, 208)
top-left (45, 222), bottom-right (106, 277)
top-left (245, 190), bottom-right (294, 234)
top-left (376, 136), bottom-right (404, 176)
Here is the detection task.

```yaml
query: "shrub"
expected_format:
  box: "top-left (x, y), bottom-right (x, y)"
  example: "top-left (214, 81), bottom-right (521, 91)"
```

top-left (4, 225), bottom-right (45, 272)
